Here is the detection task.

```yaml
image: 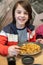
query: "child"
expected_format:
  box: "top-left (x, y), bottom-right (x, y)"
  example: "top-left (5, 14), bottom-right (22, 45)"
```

top-left (0, 0), bottom-right (36, 56)
top-left (36, 24), bottom-right (43, 44)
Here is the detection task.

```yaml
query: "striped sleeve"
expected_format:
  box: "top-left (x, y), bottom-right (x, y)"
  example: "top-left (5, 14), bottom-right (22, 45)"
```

top-left (0, 30), bottom-right (8, 56)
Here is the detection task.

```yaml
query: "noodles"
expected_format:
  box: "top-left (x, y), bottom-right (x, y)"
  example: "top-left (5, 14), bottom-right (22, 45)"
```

top-left (20, 43), bottom-right (41, 55)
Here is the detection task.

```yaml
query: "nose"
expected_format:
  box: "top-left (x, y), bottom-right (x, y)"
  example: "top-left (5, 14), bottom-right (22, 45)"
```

top-left (21, 13), bottom-right (25, 17)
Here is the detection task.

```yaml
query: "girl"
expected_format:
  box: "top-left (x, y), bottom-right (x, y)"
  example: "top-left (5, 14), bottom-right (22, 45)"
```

top-left (36, 24), bottom-right (43, 44)
top-left (0, 0), bottom-right (36, 56)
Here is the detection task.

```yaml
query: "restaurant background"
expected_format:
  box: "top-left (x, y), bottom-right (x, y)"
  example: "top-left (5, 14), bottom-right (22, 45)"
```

top-left (0, 0), bottom-right (43, 30)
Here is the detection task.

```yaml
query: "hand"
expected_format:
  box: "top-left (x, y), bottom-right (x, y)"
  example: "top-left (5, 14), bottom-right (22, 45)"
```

top-left (36, 39), bottom-right (43, 44)
top-left (8, 45), bottom-right (20, 56)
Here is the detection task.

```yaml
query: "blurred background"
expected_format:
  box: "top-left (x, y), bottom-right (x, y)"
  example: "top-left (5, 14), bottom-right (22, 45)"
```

top-left (0, 0), bottom-right (43, 30)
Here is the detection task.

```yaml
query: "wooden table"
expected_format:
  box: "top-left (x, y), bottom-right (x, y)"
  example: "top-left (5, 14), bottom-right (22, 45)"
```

top-left (0, 50), bottom-right (43, 65)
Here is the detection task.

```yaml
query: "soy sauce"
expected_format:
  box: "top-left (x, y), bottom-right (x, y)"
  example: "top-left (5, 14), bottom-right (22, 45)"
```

top-left (7, 57), bottom-right (16, 65)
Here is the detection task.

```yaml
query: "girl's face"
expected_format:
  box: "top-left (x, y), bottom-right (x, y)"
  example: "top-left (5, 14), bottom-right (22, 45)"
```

top-left (15, 4), bottom-right (29, 27)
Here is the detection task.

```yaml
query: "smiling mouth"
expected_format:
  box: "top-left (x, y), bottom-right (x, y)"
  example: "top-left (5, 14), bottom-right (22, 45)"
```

top-left (18, 18), bottom-right (25, 21)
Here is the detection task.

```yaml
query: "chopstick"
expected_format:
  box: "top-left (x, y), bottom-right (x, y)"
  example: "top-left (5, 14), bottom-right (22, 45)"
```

top-left (19, 48), bottom-right (26, 51)
top-left (15, 47), bottom-right (26, 51)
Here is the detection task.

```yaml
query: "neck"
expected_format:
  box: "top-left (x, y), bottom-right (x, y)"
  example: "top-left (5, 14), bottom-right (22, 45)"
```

top-left (16, 23), bottom-right (25, 29)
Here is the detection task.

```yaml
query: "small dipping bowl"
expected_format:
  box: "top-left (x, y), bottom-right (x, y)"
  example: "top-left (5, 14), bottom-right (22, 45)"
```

top-left (22, 55), bottom-right (34, 65)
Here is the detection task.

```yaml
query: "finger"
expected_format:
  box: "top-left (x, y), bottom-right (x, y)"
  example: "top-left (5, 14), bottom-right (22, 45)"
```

top-left (15, 46), bottom-right (20, 48)
top-left (36, 39), bottom-right (41, 42)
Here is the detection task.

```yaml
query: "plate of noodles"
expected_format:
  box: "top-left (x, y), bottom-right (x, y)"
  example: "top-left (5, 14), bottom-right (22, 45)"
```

top-left (19, 42), bottom-right (42, 56)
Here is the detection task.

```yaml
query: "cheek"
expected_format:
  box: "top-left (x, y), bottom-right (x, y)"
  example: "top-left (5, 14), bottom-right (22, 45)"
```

top-left (26, 15), bottom-right (29, 21)
top-left (27, 15), bottom-right (30, 21)
top-left (15, 13), bottom-right (18, 20)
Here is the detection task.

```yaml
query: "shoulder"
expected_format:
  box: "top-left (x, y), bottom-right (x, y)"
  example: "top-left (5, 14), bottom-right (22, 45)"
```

top-left (2, 23), bottom-right (12, 32)
top-left (27, 24), bottom-right (35, 31)
top-left (2, 23), bottom-right (16, 33)
top-left (36, 24), bottom-right (43, 37)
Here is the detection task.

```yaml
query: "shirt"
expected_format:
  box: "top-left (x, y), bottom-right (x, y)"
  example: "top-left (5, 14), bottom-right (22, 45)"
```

top-left (17, 27), bottom-right (27, 43)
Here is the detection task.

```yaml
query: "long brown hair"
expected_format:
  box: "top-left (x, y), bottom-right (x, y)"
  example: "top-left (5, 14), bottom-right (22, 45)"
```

top-left (12, 0), bottom-right (32, 27)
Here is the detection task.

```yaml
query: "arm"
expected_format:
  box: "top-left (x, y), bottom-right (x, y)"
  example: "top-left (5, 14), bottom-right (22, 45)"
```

top-left (0, 30), bottom-right (8, 56)
top-left (29, 30), bottom-right (36, 42)
top-left (27, 25), bottom-right (36, 42)
top-left (0, 30), bottom-right (20, 56)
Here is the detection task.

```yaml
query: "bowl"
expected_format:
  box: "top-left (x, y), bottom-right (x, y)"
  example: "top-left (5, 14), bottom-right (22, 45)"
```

top-left (22, 55), bottom-right (34, 65)
top-left (32, 64), bottom-right (41, 65)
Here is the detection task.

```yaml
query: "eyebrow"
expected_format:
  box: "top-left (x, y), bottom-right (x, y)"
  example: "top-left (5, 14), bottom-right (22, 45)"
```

top-left (16, 10), bottom-right (22, 11)
top-left (16, 9), bottom-right (28, 13)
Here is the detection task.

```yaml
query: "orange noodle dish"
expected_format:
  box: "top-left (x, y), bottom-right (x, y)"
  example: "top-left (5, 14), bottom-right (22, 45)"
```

top-left (20, 42), bottom-right (41, 55)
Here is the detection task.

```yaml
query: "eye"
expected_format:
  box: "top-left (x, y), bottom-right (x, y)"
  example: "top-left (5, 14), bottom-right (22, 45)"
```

top-left (24, 12), bottom-right (28, 15)
top-left (17, 11), bottom-right (21, 14)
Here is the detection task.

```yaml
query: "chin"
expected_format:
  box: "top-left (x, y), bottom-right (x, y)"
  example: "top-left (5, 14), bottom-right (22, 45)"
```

top-left (19, 23), bottom-right (25, 25)
top-left (19, 21), bottom-right (26, 25)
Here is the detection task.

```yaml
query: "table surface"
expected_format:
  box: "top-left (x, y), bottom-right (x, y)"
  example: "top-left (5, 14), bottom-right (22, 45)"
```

top-left (0, 50), bottom-right (43, 65)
